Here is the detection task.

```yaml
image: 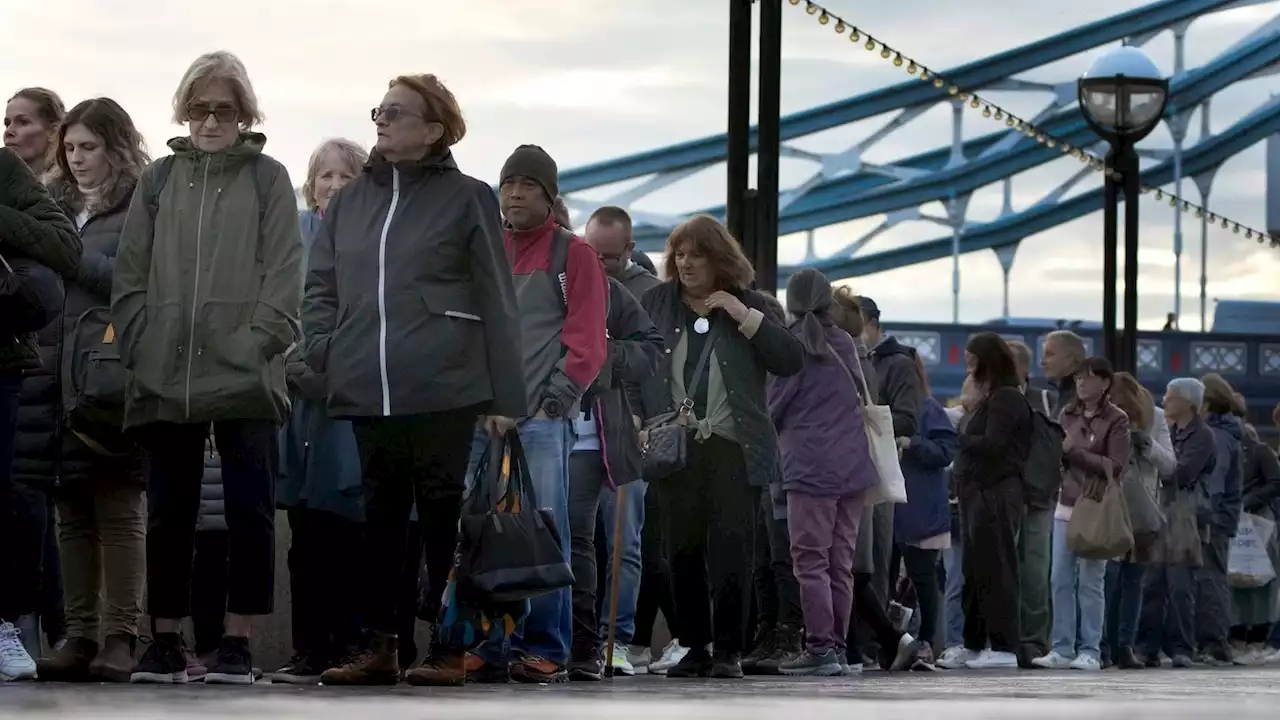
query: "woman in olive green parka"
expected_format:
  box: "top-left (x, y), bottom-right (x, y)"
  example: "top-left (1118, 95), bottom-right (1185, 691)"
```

top-left (109, 50), bottom-right (302, 687)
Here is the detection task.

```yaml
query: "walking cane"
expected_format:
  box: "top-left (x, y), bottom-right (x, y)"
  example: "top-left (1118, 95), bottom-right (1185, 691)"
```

top-left (604, 483), bottom-right (628, 676)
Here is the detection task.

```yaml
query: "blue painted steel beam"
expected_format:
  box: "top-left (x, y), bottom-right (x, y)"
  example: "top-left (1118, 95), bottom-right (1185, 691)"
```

top-left (785, 99), bottom-right (1280, 280)
top-left (560, 0), bottom-right (1236, 192)
top-left (629, 32), bottom-right (1279, 247)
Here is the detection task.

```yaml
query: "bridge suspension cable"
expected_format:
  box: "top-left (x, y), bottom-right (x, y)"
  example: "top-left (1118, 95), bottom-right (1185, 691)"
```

top-left (789, 0), bottom-right (1280, 248)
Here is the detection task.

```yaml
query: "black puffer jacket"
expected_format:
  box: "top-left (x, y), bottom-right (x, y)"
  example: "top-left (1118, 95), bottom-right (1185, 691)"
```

top-left (39, 174), bottom-right (141, 484)
top-left (0, 147), bottom-right (81, 374)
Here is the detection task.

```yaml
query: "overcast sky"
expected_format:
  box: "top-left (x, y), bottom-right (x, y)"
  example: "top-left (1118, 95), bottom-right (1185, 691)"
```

top-left (2, 0), bottom-right (1277, 330)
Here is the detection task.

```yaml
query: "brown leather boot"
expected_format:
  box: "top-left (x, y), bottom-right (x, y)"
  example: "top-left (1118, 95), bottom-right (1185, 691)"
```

top-left (36, 637), bottom-right (98, 681)
top-left (320, 632), bottom-right (400, 685)
top-left (90, 634), bottom-right (137, 682)
top-left (404, 652), bottom-right (466, 687)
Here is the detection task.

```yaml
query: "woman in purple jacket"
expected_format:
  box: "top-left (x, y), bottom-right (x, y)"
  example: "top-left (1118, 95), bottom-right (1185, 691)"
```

top-left (767, 269), bottom-right (877, 677)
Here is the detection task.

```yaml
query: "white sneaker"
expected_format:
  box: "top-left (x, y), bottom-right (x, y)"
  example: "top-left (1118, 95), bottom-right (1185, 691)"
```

top-left (1263, 647), bottom-right (1280, 664)
top-left (606, 644), bottom-right (635, 676)
top-left (936, 646), bottom-right (977, 669)
top-left (0, 622), bottom-right (37, 682)
top-left (627, 644), bottom-right (652, 673)
top-left (965, 649), bottom-right (1018, 669)
top-left (648, 639), bottom-right (689, 675)
top-left (1068, 653), bottom-right (1101, 671)
top-left (1032, 651), bottom-right (1074, 670)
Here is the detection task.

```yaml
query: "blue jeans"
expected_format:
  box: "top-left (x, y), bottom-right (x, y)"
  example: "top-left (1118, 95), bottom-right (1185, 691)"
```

top-left (1050, 518), bottom-right (1106, 659)
top-left (1103, 560), bottom-right (1144, 659)
top-left (942, 525), bottom-right (964, 649)
top-left (596, 481), bottom-right (645, 645)
top-left (469, 419), bottom-right (572, 666)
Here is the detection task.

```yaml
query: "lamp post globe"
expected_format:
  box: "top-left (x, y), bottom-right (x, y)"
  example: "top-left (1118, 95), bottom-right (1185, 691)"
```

top-left (1078, 46), bottom-right (1169, 143)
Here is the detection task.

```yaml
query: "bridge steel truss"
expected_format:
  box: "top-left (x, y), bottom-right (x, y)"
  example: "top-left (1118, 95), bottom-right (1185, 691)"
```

top-left (555, 0), bottom-right (1280, 327)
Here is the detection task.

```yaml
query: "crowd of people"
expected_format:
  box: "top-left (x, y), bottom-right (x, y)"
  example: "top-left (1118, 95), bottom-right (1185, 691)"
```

top-left (2, 49), bottom-right (1280, 688)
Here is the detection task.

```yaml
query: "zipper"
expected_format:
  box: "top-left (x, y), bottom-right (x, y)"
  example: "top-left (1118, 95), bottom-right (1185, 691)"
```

top-left (594, 395), bottom-right (617, 488)
top-left (376, 169), bottom-right (401, 416)
top-left (184, 156), bottom-right (212, 419)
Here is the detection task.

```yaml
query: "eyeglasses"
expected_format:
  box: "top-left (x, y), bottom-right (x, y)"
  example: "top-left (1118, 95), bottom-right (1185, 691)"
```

top-left (597, 251), bottom-right (627, 264)
top-left (371, 105), bottom-right (425, 123)
top-left (186, 103), bottom-right (238, 124)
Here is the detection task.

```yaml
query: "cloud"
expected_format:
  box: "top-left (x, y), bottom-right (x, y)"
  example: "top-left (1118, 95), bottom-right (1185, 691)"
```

top-left (2, 0), bottom-right (1276, 330)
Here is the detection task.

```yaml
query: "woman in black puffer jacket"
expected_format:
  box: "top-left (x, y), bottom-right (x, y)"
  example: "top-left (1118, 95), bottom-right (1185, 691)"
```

top-left (0, 138), bottom-right (81, 678)
top-left (28, 98), bottom-right (150, 683)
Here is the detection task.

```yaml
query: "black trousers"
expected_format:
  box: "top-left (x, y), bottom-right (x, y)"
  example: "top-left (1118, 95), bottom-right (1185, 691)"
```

top-left (1196, 529), bottom-right (1232, 658)
top-left (892, 545), bottom-right (941, 650)
top-left (569, 450), bottom-right (608, 655)
top-left (661, 435), bottom-right (756, 655)
top-left (143, 419), bottom-right (278, 619)
top-left (287, 508), bottom-right (363, 660)
top-left (350, 408), bottom-right (478, 635)
top-left (959, 477), bottom-right (1023, 654)
top-left (753, 488), bottom-right (802, 631)
top-left (191, 530), bottom-right (228, 655)
top-left (847, 573), bottom-right (902, 657)
top-left (39, 492), bottom-right (66, 643)
top-left (634, 482), bottom-right (677, 646)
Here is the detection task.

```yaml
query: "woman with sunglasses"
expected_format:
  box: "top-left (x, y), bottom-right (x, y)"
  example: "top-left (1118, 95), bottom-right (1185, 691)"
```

top-left (304, 73), bottom-right (524, 687)
top-left (111, 50), bottom-right (303, 686)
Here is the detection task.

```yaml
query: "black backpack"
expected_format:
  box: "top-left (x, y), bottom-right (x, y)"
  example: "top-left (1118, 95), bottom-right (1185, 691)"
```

top-left (1023, 388), bottom-right (1066, 511)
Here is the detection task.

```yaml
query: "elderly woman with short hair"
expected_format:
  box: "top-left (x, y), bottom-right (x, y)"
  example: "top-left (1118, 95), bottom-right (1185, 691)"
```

top-left (271, 138), bottom-right (369, 685)
top-left (112, 50), bottom-right (303, 685)
top-left (303, 73), bottom-right (525, 687)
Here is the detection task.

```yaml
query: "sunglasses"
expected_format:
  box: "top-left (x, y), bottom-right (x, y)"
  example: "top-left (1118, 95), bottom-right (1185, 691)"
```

top-left (186, 103), bottom-right (238, 124)
top-left (371, 105), bottom-right (425, 123)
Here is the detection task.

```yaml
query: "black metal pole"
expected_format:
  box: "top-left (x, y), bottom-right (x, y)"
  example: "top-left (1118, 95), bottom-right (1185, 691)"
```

top-left (726, 0), bottom-right (752, 243)
top-left (756, 0), bottom-right (782, 293)
top-left (1121, 144), bottom-right (1142, 374)
top-left (1102, 147), bottom-right (1120, 368)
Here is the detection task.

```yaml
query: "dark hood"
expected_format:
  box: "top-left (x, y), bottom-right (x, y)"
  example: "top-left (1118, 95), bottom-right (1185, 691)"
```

top-left (621, 262), bottom-right (657, 284)
top-left (365, 149), bottom-right (459, 185)
top-left (873, 335), bottom-right (916, 361)
top-left (1207, 412), bottom-right (1244, 441)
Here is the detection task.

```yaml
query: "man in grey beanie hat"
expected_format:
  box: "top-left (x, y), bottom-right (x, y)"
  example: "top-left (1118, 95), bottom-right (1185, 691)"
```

top-left (501, 145), bottom-right (559, 218)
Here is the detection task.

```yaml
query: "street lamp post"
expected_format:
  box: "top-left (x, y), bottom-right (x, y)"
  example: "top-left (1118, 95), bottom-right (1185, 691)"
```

top-left (1078, 46), bottom-right (1169, 374)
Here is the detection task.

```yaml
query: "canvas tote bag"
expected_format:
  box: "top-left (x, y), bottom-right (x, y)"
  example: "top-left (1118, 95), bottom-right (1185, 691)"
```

top-left (828, 343), bottom-right (908, 506)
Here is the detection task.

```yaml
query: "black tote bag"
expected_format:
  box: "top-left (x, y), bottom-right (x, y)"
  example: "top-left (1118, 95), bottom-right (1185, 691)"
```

top-left (455, 428), bottom-right (575, 604)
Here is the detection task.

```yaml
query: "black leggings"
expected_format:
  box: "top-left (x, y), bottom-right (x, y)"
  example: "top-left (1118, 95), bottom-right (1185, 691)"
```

top-left (633, 484), bottom-right (678, 646)
top-left (891, 545), bottom-right (941, 649)
top-left (1230, 624), bottom-right (1273, 644)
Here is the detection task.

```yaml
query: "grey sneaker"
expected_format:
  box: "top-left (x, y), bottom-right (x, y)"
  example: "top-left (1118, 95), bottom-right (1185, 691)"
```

top-left (779, 649), bottom-right (843, 677)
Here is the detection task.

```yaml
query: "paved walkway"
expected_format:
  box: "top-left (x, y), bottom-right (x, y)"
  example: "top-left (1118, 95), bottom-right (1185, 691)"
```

top-left (2, 668), bottom-right (1277, 719)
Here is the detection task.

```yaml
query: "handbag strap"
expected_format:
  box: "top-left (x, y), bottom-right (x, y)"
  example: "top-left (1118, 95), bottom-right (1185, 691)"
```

top-left (502, 428), bottom-right (540, 511)
top-left (675, 319), bottom-right (720, 425)
top-left (825, 341), bottom-right (870, 409)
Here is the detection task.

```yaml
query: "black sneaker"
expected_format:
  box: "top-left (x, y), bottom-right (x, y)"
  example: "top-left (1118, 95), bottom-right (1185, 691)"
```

top-left (710, 651), bottom-right (744, 679)
top-left (271, 653), bottom-right (324, 685)
top-left (131, 633), bottom-right (188, 684)
top-left (666, 647), bottom-right (714, 678)
top-left (205, 636), bottom-right (254, 685)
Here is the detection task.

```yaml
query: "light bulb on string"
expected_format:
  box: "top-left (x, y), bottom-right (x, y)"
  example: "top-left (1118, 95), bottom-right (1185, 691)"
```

top-left (835, 21), bottom-right (845, 33)
top-left (789, 0), bottom-right (800, 4)
top-left (881, 47), bottom-right (892, 59)
top-left (819, 11), bottom-right (830, 24)
top-left (906, 60), bottom-right (916, 73)
top-left (969, 96), bottom-right (980, 109)
top-left (806, 1), bottom-right (818, 14)
top-left (865, 38), bottom-right (877, 51)
top-left (893, 53), bottom-right (904, 66)
top-left (850, 28), bottom-right (861, 42)
top-left (994, 109), bottom-right (1004, 120)
top-left (948, 86), bottom-right (959, 96)
top-left (982, 106), bottom-right (992, 118)
top-left (933, 78), bottom-right (944, 88)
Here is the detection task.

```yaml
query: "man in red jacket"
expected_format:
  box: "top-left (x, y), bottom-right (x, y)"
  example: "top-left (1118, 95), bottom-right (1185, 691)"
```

top-left (468, 145), bottom-right (608, 684)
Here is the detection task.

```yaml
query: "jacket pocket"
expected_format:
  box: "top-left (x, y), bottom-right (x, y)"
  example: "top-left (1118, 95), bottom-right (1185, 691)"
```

top-left (418, 285), bottom-right (484, 371)
top-left (194, 300), bottom-right (264, 401)
top-left (128, 302), bottom-right (182, 398)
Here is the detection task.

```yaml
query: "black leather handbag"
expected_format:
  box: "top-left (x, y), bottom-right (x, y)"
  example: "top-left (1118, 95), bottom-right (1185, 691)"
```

top-left (455, 428), bottom-right (575, 604)
top-left (641, 322), bottom-right (719, 482)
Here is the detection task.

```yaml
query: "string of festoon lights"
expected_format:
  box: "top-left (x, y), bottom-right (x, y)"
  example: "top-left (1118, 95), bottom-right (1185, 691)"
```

top-left (789, 0), bottom-right (1280, 248)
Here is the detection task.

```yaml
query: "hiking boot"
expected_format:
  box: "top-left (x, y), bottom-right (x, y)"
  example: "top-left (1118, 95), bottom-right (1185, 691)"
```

top-left (405, 651), bottom-right (466, 687)
top-left (741, 626), bottom-right (776, 675)
top-left (710, 650), bottom-right (744, 679)
top-left (320, 631), bottom-right (400, 685)
top-left (510, 654), bottom-right (567, 684)
top-left (89, 634), bottom-right (136, 683)
top-left (757, 625), bottom-right (801, 675)
top-left (36, 637), bottom-right (97, 682)
top-left (131, 633), bottom-right (188, 684)
top-left (463, 652), bottom-right (510, 684)
top-left (205, 635), bottom-right (255, 685)
top-left (271, 653), bottom-right (325, 685)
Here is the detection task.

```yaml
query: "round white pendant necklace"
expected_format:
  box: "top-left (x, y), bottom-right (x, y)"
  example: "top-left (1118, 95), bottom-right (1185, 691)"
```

top-left (694, 317), bottom-right (710, 334)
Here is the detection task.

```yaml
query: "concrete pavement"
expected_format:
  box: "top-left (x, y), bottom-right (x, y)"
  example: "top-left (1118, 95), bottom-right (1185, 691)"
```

top-left (1, 668), bottom-right (1277, 718)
